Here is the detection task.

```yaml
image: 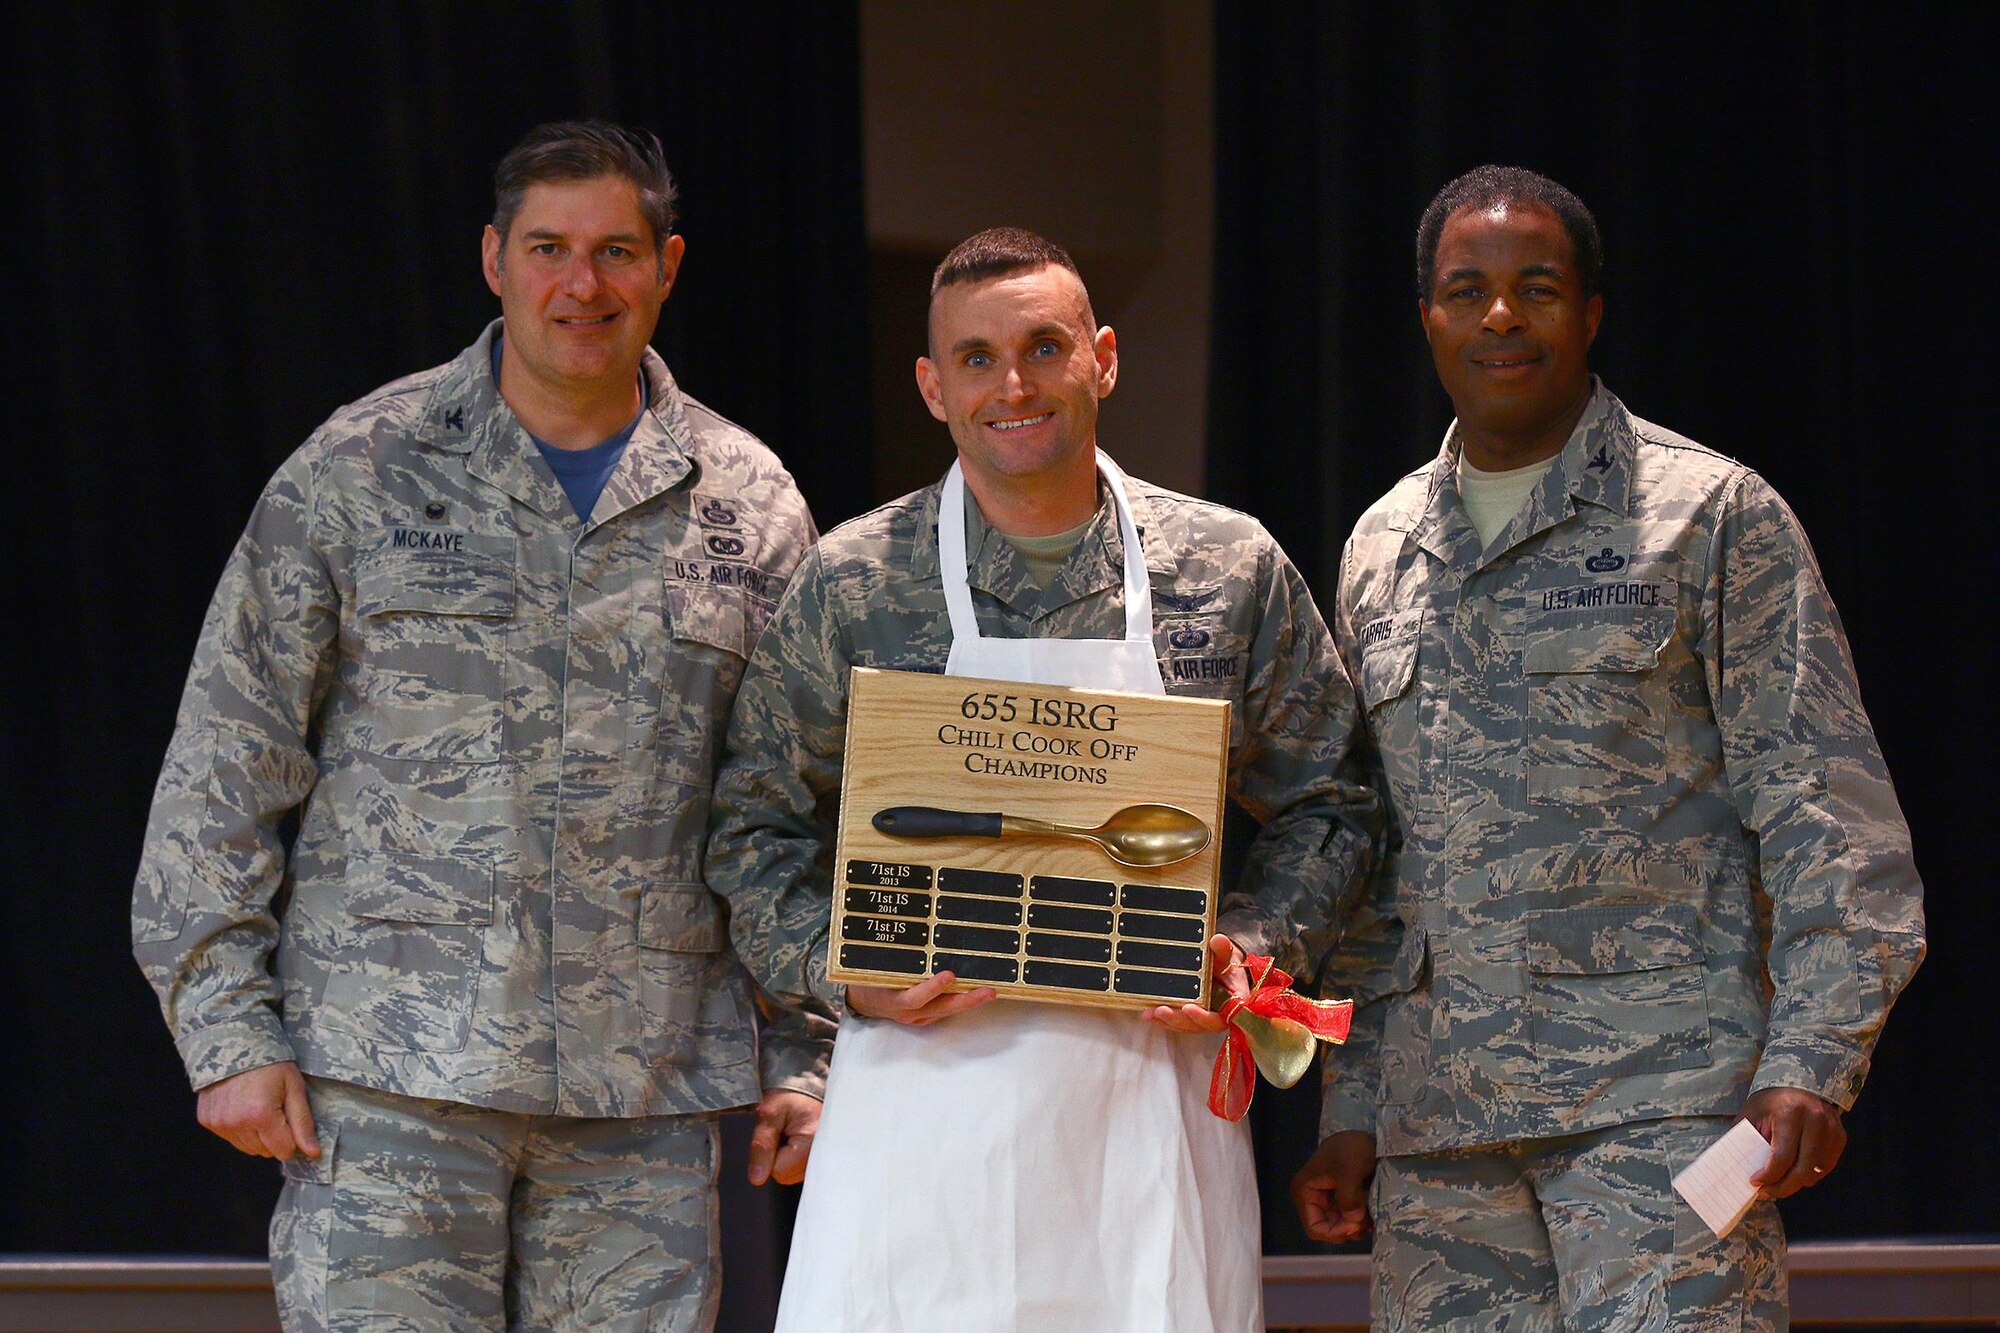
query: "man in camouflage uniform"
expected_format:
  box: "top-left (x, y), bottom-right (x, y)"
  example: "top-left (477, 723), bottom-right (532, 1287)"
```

top-left (133, 122), bottom-right (826, 1332)
top-left (1290, 166), bottom-right (1926, 1330)
top-left (704, 228), bottom-right (1377, 1328)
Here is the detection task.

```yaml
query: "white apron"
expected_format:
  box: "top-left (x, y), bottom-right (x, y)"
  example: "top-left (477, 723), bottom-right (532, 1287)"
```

top-left (773, 455), bottom-right (1262, 1333)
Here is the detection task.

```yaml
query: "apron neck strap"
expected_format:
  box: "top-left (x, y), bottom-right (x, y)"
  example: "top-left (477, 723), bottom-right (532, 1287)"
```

top-left (938, 452), bottom-right (1154, 646)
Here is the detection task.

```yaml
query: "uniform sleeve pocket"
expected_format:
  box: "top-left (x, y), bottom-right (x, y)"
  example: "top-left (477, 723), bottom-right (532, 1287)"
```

top-left (1524, 902), bottom-right (1712, 1080)
top-left (354, 533), bottom-right (517, 618)
top-left (638, 883), bottom-right (727, 953)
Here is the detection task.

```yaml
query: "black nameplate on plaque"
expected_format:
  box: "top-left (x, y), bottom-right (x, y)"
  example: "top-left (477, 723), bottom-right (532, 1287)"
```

top-left (939, 895), bottom-right (1024, 926)
top-left (844, 887), bottom-right (933, 919)
top-left (843, 917), bottom-right (930, 947)
top-left (1115, 968), bottom-right (1202, 1000)
top-left (848, 861), bottom-right (933, 889)
top-left (1119, 911), bottom-right (1207, 943)
top-left (1025, 960), bottom-right (1111, 991)
top-left (1026, 904), bottom-right (1115, 935)
top-left (1027, 932), bottom-right (1113, 963)
top-left (934, 923), bottom-right (1021, 955)
top-left (840, 943), bottom-right (926, 974)
top-left (1117, 939), bottom-right (1203, 971)
top-left (939, 867), bottom-right (1024, 898)
top-left (933, 951), bottom-right (1020, 983)
top-left (1030, 876), bottom-right (1117, 907)
top-left (1120, 883), bottom-right (1206, 916)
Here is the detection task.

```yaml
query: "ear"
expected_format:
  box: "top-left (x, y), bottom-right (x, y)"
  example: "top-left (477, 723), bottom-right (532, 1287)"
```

top-left (1417, 298), bottom-right (1433, 344)
top-left (657, 233), bottom-right (687, 298)
top-left (1584, 293), bottom-right (1604, 348)
top-left (1092, 325), bottom-right (1118, 399)
top-left (914, 357), bottom-right (948, 423)
top-left (482, 225), bottom-right (504, 297)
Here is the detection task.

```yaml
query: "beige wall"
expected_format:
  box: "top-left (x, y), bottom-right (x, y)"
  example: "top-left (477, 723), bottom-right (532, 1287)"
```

top-left (861, 0), bottom-right (1213, 503)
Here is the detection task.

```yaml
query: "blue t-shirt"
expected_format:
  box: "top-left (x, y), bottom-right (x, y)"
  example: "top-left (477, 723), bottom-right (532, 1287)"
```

top-left (492, 334), bottom-right (644, 523)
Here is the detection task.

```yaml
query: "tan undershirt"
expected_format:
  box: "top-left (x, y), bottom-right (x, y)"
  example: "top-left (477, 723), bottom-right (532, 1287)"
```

top-left (1000, 509), bottom-right (1102, 591)
top-left (1457, 453), bottom-right (1559, 548)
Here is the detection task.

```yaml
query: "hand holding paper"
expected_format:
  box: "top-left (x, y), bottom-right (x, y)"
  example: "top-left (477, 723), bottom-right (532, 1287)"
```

top-left (1672, 1118), bottom-right (1771, 1238)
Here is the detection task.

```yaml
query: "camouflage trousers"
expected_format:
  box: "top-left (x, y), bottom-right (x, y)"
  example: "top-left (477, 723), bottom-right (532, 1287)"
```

top-left (1372, 1117), bottom-right (1787, 1332)
top-left (270, 1077), bottom-right (721, 1332)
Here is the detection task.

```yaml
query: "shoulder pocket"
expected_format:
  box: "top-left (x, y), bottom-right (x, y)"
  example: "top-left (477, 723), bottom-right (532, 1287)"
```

top-left (354, 531), bottom-right (516, 618)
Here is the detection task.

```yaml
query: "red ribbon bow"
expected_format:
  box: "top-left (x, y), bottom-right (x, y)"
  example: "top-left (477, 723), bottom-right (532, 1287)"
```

top-left (1207, 954), bottom-right (1354, 1122)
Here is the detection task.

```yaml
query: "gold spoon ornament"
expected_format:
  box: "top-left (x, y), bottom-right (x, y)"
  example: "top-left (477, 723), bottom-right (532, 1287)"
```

top-left (872, 803), bottom-right (1213, 869)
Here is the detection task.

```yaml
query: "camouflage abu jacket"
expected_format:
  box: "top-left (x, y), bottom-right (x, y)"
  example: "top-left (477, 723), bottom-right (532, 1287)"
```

top-left (1321, 383), bottom-right (1925, 1156)
top-left (706, 465), bottom-right (1380, 1010)
top-left (133, 321), bottom-right (830, 1117)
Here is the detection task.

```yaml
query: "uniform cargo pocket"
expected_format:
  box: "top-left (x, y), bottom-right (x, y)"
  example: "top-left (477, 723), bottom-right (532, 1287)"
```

top-left (1523, 606), bottom-right (1675, 806)
top-left (348, 533), bottom-right (516, 765)
top-left (637, 883), bottom-right (727, 1067)
top-left (319, 851), bottom-right (493, 1052)
top-left (1525, 902), bottom-right (1711, 1080)
top-left (1378, 929), bottom-right (1434, 1106)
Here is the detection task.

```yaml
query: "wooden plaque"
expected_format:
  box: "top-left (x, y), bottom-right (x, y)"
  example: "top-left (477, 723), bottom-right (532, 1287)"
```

top-left (828, 667), bottom-right (1231, 1010)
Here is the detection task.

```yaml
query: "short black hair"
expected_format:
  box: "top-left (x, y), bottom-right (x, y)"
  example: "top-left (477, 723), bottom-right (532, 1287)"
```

top-left (1416, 165), bottom-right (1602, 300)
top-left (492, 120), bottom-right (677, 257)
top-left (932, 227), bottom-right (1089, 304)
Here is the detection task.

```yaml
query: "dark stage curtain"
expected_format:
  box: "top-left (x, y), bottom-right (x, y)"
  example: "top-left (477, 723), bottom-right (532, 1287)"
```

top-left (1211, 4), bottom-right (1993, 1250)
top-left (0, 1), bottom-right (870, 1301)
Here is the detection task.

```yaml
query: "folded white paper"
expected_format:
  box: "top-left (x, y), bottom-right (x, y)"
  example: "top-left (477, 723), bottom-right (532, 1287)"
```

top-left (1672, 1118), bottom-right (1772, 1238)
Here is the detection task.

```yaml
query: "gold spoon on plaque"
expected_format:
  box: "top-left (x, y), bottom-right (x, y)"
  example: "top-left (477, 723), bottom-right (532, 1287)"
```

top-left (871, 803), bottom-right (1212, 869)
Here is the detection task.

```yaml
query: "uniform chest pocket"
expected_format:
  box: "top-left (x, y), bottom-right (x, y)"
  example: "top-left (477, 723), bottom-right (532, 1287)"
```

top-left (1522, 902), bottom-right (1711, 1080)
top-left (653, 582), bottom-right (773, 785)
top-left (1356, 608), bottom-right (1427, 813)
top-left (1522, 607), bottom-right (1674, 806)
top-left (348, 534), bottom-right (517, 765)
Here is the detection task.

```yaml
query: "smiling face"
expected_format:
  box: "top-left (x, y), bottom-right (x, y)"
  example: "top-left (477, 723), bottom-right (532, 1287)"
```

top-left (915, 264), bottom-right (1117, 508)
top-left (1421, 202), bottom-right (1603, 468)
top-left (481, 173), bottom-right (683, 402)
